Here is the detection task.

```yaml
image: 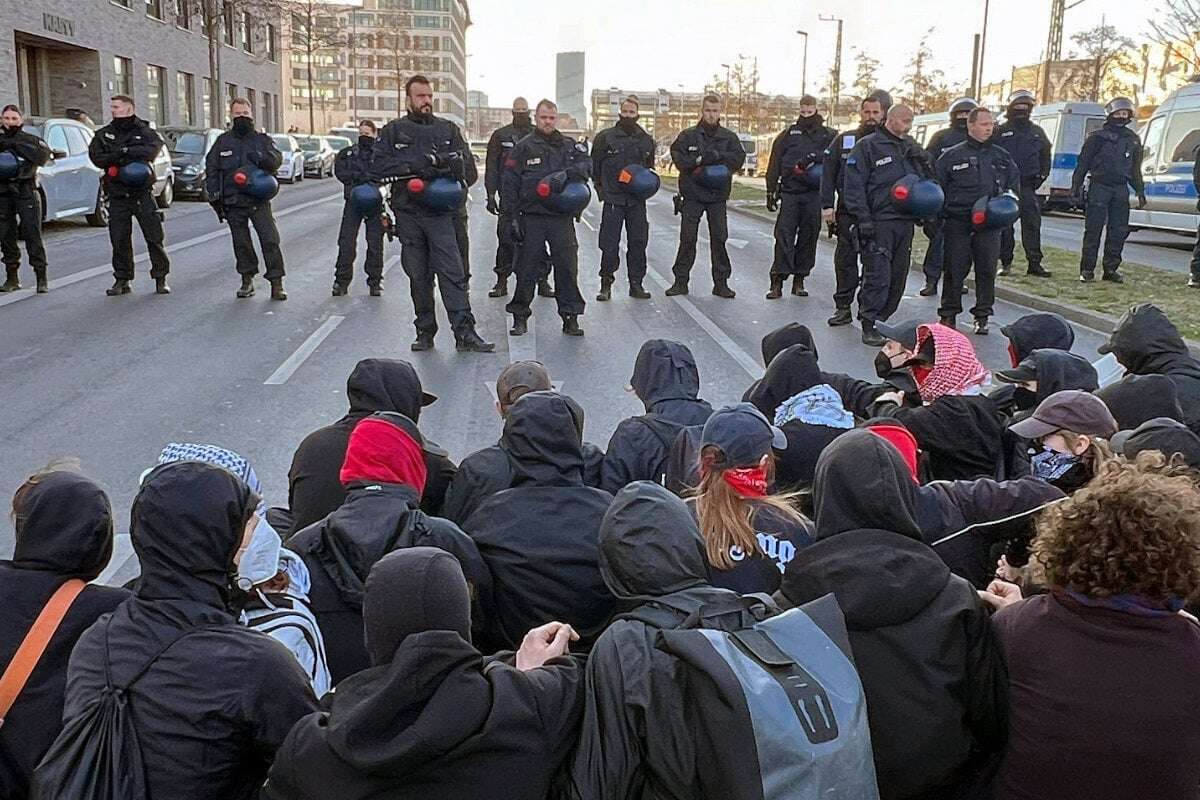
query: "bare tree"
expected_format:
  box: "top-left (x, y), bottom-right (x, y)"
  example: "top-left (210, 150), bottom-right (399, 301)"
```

top-left (1147, 0), bottom-right (1200, 76)
top-left (1071, 22), bottom-right (1135, 101)
top-left (850, 49), bottom-right (881, 104)
top-left (181, 0), bottom-right (283, 128)
top-left (899, 29), bottom-right (947, 112)
top-left (379, 32), bottom-right (412, 117)
top-left (284, 0), bottom-right (347, 134)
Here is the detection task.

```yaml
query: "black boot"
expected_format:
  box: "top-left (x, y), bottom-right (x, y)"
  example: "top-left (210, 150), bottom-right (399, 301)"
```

top-left (488, 277), bottom-right (508, 297)
top-left (331, 283), bottom-right (348, 296)
top-left (106, 278), bottom-right (131, 296)
top-left (629, 282), bottom-right (651, 299)
top-left (562, 314), bottom-right (584, 336)
top-left (861, 321), bottom-right (885, 347)
top-left (596, 277), bottom-right (613, 302)
top-left (939, 315), bottom-right (957, 328)
top-left (35, 271), bottom-right (49, 294)
top-left (665, 280), bottom-right (689, 296)
top-left (411, 334), bottom-right (435, 351)
top-left (370, 284), bottom-right (383, 297)
top-left (1026, 264), bottom-right (1052, 278)
top-left (270, 278), bottom-right (288, 301)
top-left (827, 307), bottom-right (853, 327)
top-left (0, 269), bottom-right (18, 293)
top-left (1102, 271), bottom-right (1124, 284)
top-left (1189, 275), bottom-right (1200, 289)
top-left (1079, 271), bottom-right (1095, 283)
top-left (510, 316), bottom-right (528, 336)
top-left (456, 330), bottom-right (496, 353)
top-left (791, 276), bottom-right (808, 296)
top-left (154, 276), bottom-right (170, 295)
top-left (972, 317), bottom-right (990, 336)
top-left (766, 275), bottom-right (784, 299)
top-left (236, 275), bottom-right (255, 298)
top-left (919, 281), bottom-right (938, 297)
top-left (538, 279), bottom-right (556, 297)
top-left (997, 263), bottom-right (1012, 277)
top-left (712, 282), bottom-right (736, 299)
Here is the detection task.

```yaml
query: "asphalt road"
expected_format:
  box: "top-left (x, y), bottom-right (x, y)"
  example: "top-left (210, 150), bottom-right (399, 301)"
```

top-left (0, 175), bottom-right (1107, 581)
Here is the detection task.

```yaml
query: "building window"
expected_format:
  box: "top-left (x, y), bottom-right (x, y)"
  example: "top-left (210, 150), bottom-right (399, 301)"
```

top-left (175, 0), bottom-right (191, 29)
top-left (146, 65), bottom-right (167, 126)
top-left (246, 87), bottom-right (256, 119)
top-left (266, 23), bottom-right (278, 61)
top-left (146, 0), bottom-right (164, 20)
top-left (177, 71), bottom-right (195, 126)
top-left (242, 12), bottom-right (254, 53)
top-left (113, 56), bottom-right (132, 97)
top-left (111, 0), bottom-right (133, 8)
top-left (222, 3), bottom-right (235, 45)
top-left (263, 92), bottom-right (272, 131)
top-left (203, 77), bottom-right (213, 126)
top-left (226, 83), bottom-right (238, 108)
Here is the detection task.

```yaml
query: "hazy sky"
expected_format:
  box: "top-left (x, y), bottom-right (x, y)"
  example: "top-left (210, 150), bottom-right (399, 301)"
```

top-left (466, 0), bottom-right (1154, 107)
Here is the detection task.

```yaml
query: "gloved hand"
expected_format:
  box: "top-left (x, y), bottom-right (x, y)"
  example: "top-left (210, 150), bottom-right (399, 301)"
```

top-left (508, 215), bottom-right (524, 244)
top-left (246, 151), bottom-right (263, 168)
top-left (1137, 193), bottom-right (1148, 210)
top-left (766, 192), bottom-right (779, 212)
top-left (543, 170), bottom-right (568, 194)
top-left (855, 221), bottom-right (875, 244)
top-left (486, 193), bottom-right (499, 215)
top-left (210, 200), bottom-right (226, 224)
top-left (701, 149), bottom-right (721, 165)
top-left (672, 194), bottom-right (684, 216)
top-left (436, 151), bottom-right (465, 180)
top-left (565, 164), bottom-right (588, 181)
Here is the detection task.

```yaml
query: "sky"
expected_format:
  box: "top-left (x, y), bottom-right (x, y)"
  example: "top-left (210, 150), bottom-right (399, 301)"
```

top-left (465, 0), bottom-right (1154, 108)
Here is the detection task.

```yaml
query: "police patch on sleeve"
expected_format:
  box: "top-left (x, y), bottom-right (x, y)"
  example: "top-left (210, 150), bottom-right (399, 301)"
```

top-left (843, 135), bottom-right (856, 148)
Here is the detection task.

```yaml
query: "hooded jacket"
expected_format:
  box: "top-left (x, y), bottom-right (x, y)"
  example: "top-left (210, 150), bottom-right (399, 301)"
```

top-left (1001, 313), bottom-right (1075, 365)
top-left (1100, 304), bottom-right (1200, 433)
top-left (56, 462), bottom-right (318, 800)
top-left (561, 482), bottom-right (759, 800)
top-left (463, 392), bottom-right (616, 653)
top-left (263, 548), bottom-right (584, 800)
top-left (873, 393), bottom-right (1006, 481)
top-left (993, 349), bottom-right (1099, 419)
top-left (0, 473), bottom-right (129, 798)
top-left (287, 359), bottom-right (455, 532)
top-left (777, 432), bottom-right (1007, 800)
top-left (602, 341), bottom-right (713, 493)
top-left (1097, 373), bottom-right (1186, 431)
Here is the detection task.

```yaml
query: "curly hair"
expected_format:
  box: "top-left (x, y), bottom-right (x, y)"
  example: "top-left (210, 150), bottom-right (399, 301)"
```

top-left (1032, 451), bottom-right (1200, 601)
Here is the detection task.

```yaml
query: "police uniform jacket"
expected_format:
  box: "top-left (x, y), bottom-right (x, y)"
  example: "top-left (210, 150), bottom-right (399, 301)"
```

top-left (1071, 121), bottom-right (1144, 194)
top-left (925, 124), bottom-right (968, 162)
top-left (842, 126), bottom-right (933, 224)
top-left (372, 111), bottom-right (472, 216)
top-left (205, 128), bottom-right (284, 208)
top-left (766, 115), bottom-right (836, 195)
top-left (0, 127), bottom-right (50, 189)
top-left (820, 122), bottom-right (877, 214)
top-left (935, 137), bottom-right (1019, 221)
top-left (334, 139), bottom-right (375, 200)
top-left (591, 121), bottom-right (655, 206)
top-left (993, 119), bottom-right (1052, 183)
top-left (499, 129), bottom-right (591, 217)
top-left (88, 115), bottom-right (163, 199)
top-left (670, 122), bottom-right (746, 204)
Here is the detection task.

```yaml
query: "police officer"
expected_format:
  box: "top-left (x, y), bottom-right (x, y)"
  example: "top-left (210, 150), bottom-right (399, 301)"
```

top-left (667, 94), bottom-right (747, 298)
top-left (765, 94), bottom-right (836, 300)
top-left (88, 95), bottom-right (171, 296)
top-left (206, 98), bottom-right (287, 300)
top-left (0, 104), bottom-right (50, 293)
top-left (1072, 96), bottom-right (1146, 283)
top-left (591, 95), bottom-right (656, 301)
top-left (332, 120), bottom-right (384, 296)
top-left (843, 103), bottom-right (933, 345)
top-left (994, 90), bottom-right (1052, 278)
top-left (500, 98), bottom-right (591, 336)
top-left (373, 75), bottom-right (493, 353)
top-left (453, 150), bottom-right (478, 287)
top-left (821, 94), bottom-right (886, 326)
top-left (918, 96), bottom-right (976, 297)
top-left (935, 107), bottom-right (1019, 336)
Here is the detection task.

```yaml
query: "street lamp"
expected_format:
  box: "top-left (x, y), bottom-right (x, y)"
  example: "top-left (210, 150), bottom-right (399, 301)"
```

top-left (819, 15), bottom-right (843, 119)
top-left (796, 30), bottom-right (809, 97)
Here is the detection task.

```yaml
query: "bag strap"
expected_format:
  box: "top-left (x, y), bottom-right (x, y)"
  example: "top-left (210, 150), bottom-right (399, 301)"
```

top-left (0, 579), bottom-right (86, 727)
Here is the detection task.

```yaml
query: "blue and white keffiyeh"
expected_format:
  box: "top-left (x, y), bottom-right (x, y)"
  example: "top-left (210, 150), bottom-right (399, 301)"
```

top-left (156, 442), bottom-right (266, 514)
top-left (774, 384), bottom-right (854, 430)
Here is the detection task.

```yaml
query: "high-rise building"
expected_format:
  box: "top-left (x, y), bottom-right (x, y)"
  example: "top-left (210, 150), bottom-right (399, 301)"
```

top-left (555, 51), bottom-right (586, 129)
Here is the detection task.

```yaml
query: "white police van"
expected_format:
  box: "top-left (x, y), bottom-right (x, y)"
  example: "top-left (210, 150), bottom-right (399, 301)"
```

top-left (911, 112), bottom-right (950, 149)
top-left (1129, 81), bottom-right (1200, 234)
top-left (1026, 101), bottom-right (1105, 211)
top-left (736, 132), bottom-right (758, 176)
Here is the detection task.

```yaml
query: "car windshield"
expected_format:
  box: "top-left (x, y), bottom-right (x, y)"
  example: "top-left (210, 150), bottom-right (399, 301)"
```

top-left (21, 124), bottom-right (44, 138)
top-left (272, 135), bottom-right (294, 151)
top-left (165, 131), bottom-right (207, 154)
top-left (295, 136), bottom-right (321, 150)
top-left (325, 136), bottom-right (351, 151)
top-left (739, 138), bottom-right (756, 154)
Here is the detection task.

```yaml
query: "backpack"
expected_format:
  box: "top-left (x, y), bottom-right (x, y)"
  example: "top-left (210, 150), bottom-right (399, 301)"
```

top-left (635, 417), bottom-right (705, 496)
top-left (650, 593), bottom-right (880, 800)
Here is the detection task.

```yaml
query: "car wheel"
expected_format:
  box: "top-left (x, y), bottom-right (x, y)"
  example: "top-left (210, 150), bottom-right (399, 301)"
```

top-left (85, 187), bottom-right (109, 228)
top-left (156, 178), bottom-right (174, 209)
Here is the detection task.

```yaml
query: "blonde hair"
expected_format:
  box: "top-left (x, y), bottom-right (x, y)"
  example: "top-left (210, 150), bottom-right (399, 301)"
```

top-left (1057, 431), bottom-right (1113, 475)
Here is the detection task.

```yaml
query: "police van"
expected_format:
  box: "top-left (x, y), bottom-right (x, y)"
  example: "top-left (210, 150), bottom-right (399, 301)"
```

top-left (911, 112), bottom-right (950, 149)
top-left (736, 132), bottom-right (758, 176)
top-left (1024, 101), bottom-right (1105, 211)
top-left (1129, 80), bottom-right (1200, 234)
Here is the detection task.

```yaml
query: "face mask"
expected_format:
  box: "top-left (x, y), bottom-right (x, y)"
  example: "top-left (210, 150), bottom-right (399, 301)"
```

top-left (112, 115), bottom-right (136, 131)
top-left (358, 134), bottom-right (375, 150)
top-left (1009, 107), bottom-right (1031, 120)
top-left (875, 350), bottom-right (903, 379)
top-left (234, 515), bottom-right (282, 592)
top-left (1012, 386), bottom-right (1037, 411)
top-left (512, 111), bottom-right (531, 127)
top-left (618, 116), bottom-right (639, 131)
top-left (720, 465), bottom-right (769, 498)
top-left (232, 116), bottom-right (254, 135)
top-left (1109, 115), bottom-right (1130, 127)
top-left (1031, 446), bottom-right (1080, 481)
top-left (1, 125), bottom-right (18, 135)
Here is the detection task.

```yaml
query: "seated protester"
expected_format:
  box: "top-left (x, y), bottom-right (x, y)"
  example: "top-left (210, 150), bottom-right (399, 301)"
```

top-left (562, 482), bottom-right (775, 800)
top-left (288, 412), bottom-right (488, 683)
top-left (992, 349), bottom-right (1099, 420)
top-left (40, 462), bottom-right (319, 799)
top-left (999, 312), bottom-right (1075, 366)
top-left (0, 466), bottom-right (129, 798)
top-left (690, 403), bottom-right (814, 594)
top-left (1098, 303), bottom-right (1200, 433)
top-left (602, 340), bottom-right (713, 492)
top-left (463, 391), bottom-right (615, 653)
top-left (741, 321), bottom-right (820, 401)
top-left (1009, 390), bottom-right (1118, 494)
top-left (287, 358), bottom-right (456, 532)
top-left (871, 322), bottom-right (1007, 481)
top-left (443, 361), bottom-right (604, 525)
top-left (1097, 373), bottom-right (1186, 431)
top-left (1111, 416), bottom-right (1200, 469)
top-left (776, 430), bottom-right (1007, 800)
top-left (980, 454), bottom-right (1200, 800)
top-left (264, 548), bottom-right (584, 800)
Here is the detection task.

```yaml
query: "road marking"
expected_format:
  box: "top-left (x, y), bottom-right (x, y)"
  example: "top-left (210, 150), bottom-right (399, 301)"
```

top-left (507, 316), bottom-right (538, 364)
top-left (264, 315), bottom-right (345, 385)
top-left (696, 233), bottom-right (749, 249)
top-left (96, 534), bottom-right (135, 586)
top-left (382, 253), bottom-right (401, 275)
top-left (0, 193), bottom-right (342, 309)
top-left (581, 217), bottom-right (597, 232)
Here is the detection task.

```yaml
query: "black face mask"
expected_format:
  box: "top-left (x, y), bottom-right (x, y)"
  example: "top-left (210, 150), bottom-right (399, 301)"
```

top-left (618, 116), bottom-right (639, 132)
top-left (798, 113), bottom-right (820, 130)
top-left (1012, 386), bottom-right (1038, 411)
top-left (1108, 115), bottom-right (1131, 127)
top-left (1, 124), bottom-right (19, 135)
top-left (358, 134), bottom-right (375, 150)
top-left (1008, 107), bottom-right (1031, 121)
top-left (512, 111), bottom-right (531, 128)
top-left (231, 116), bottom-right (255, 136)
top-left (874, 351), bottom-right (902, 379)
top-left (112, 115), bottom-right (136, 131)
top-left (952, 116), bottom-right (968, 130)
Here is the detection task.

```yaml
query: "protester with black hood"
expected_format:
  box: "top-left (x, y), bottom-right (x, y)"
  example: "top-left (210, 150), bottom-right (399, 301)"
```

top-left (463, 391), bottom-right (616, 653)
top-left (0, 466), bottom-right (128, 797)
top-left (1000, 312), bottom-right (1075, 366)
top-left (775, 431), bottom-right (1007, 800)
top-left (992, 348), bottom-right (1099, 419)
top-left (40, 461), bottom-right (318, 799)
top-left (1097, 373), bottom-right (1186, 431)
top-left (263, 548), bottom-right (584, 800)
top-left (1098, 303), bottom-right (1200, 433)
top-left (1111, 417), bottom-right (1200, 469)
top-left (601, 340), bottom-right (713, 492)
top-left (287, 358), bottom-right (455, 532)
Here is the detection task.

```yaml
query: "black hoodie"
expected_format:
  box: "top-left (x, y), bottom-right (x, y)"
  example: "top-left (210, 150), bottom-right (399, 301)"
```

top-left (1001, 313), bottom-right (1075, 364)
top-left (1097, 373), bottom-right (1186, 431)
top-left (57, 462), bottom-right (318, 800)
top-left (1100, 304), bottom-right (1200, 433)
top-left (287, 358), bottom-right (456, 532)
top-left (464, 392), bottom-right (616, 653)
top-left (777, 432), bottom-right (1007, 800)
top-left (0, 473), bottom-right (129, 798)
top-left (601, 340), bottom-right (713, 492)
top-left (994, 349), bottom-right (1099, 419)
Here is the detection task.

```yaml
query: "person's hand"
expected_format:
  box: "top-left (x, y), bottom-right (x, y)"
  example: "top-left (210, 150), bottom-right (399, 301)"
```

top-left (876, 389), bottom-right (905, 405)
top-left (766, 192), bottom-right (779, 212)
top-left (978, 579), bottom-right (1023, 611)
top-left (246, 151), bottom-right (263, 167)
top-left (508, 216), bottom-right (524, 244)
top-left (1137, 193), bottom-right (1148, 210)
top-left (995, 554), bottom-right (1022, 583)
top-left (486, 194), bottom-right (499, 215)
top-left (821, 208), bottom-right (835, 225)
top-left (515, 621), bottom-right (579, 671)
top-left (210, 200), bottom-right (225, 224)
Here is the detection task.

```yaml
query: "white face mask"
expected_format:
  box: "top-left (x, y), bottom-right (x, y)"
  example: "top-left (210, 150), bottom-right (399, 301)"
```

top-left (235, 516), bottom-right (282, 591)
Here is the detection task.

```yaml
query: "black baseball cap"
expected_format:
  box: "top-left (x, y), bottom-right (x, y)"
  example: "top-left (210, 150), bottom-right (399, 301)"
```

top-left (496, 361), bottom-right (552, 409)
top-left (1111, 417), bottom-right (1200, 468)
top-left (701, 403), bottom-right (787, 468)
top-left (875, 319), bottom-right (920, 351)
top-left (995, 358), bottom-right (1038, 385)
top-left (1009, 390), bottom-right (1118, 440)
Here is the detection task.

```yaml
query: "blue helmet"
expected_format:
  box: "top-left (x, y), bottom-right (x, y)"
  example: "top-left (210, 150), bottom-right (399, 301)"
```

top-left (694, 164), bottom-right (731, 190)
top-left (972, 192), bottom-right (1020, 230)
top-left (232, 167), bottom-right (280, 202)
top-left (538, 180), bottom-right (592, 215)
top-left (794, 161), bottom-right (823, 189)
top-left (616, 165), bottom-right (661, 201)
top-left (890, 174), bottom-right (944, 218)
top-left (0, 152), bottom-right (21, 180)
top-left (350, 183), bottom-right (383, 216)
top-left (407, 176), bottom-right (464, 213)
top-left (112, 161), bottom-right (155, 189)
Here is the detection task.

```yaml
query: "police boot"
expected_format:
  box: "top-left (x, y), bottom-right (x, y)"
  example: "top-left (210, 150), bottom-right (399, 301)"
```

top-left (106, 279), bottom-right (131, 296)
top-left (629, 282), bottom-right (651, 299)
top-left (766, 275), bottom-right (784, 299)
top-left (1026, 264), bottom-right (1052, 278)
top-left (972, 317), bottom-right (990, 336)
top-left (369, 284), bottom-right (383, 297)
top-left (488, 277), bottom-right (508, 297)
top-left (562, 314), bottom-right (584, 336)
top-left (0, 269), bottom-right (19, 293)
top-left (939, 315), bottom-right (957, 328)
top-left (861, 321), bottom-right (885, 347)
top-left (791, 276), bottom-right (808, 297)
top-left (919, 281), bottom-right (938, 297)
top-left (35, 270), bottom-right (48, 294)
top-left (538, 279), bottom-right (556, 298)
top-left (1102, 270), bottom-right (1124, 284)
top-left (1189, 275), bottom-right (1200, 289)
top-left (596, 277), bottom-right (613, 302)
top-left (270, 278), bottom-right (288, 301)
top-left (236, 275), bottom-right (256, 298)
top-left (411, 334), bottom-right (435, 352)
top-left (1079, 271), bottom-right (1095, 283)
top-left (665, 280), bottom-right (689, 296)
top-left (712, 282), bottom-right (736, 299)
top-left (456, 329), bottom-right (496, 353)
top-left (510, 316), bottom-right (528, 337)
top-left (331, 283), bottom-right (348, 297)
top-left (154, 276), bottom-right (170, 295)
top-left (997, 263), bottom-right (1012, 277)
top-left (827, 307), bottom-right (853, 327)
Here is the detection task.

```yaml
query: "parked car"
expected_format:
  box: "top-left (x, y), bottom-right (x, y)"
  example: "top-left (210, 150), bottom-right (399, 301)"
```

top-left (324, 135), bottom-right (352, 156)
top-left (296, 135), bottom-right (335, 178)
top-left (148, 139), bottom-right (175, 209)
top-left (161, 127), bottom-right (222, 201)
top-left (272, 134), bottom-right (306, 183)
top-left (22, 117), bottom-right (106, 226)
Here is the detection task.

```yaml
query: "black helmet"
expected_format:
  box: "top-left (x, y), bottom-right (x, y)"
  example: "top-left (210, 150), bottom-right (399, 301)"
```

top-left (866, 89), bottom-right (893, 111)
top-left (1007, 89), bottom-right (1036, 107)
top-left (1105, 97), bottom-right (1135, 116)
top-left (949, 97), bottom-right (979, 117)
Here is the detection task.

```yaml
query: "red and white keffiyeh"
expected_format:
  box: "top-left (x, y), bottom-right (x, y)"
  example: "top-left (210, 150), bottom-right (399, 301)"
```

top-left (913, 323), bottom-right (991, 403)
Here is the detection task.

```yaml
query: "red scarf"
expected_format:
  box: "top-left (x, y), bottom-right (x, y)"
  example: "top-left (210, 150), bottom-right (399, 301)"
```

top-left (340, 417), bottom-right (428, 497)
top-left (721, 466), bottom-right (769, 498)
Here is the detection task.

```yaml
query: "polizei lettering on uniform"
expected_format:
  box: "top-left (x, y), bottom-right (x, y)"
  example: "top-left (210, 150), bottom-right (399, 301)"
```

top-left (875, 156), bottom-right (893, 167)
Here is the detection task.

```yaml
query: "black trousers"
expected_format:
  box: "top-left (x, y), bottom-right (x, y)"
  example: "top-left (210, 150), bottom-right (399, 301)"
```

top-left (1190, 223), bottom-right (1200, 280)
top-left (671, 199), bottom-right (732, 285)
top-left (455, 209), bottom-right (470, 282)
top-left (940, 218), bottom-right (999, 320)
top-left (859, 219), bottom-right (914, 323)
top-left (1079, 182), bottom-right (1130, 276)
top-left (333, 201), bottom-right (384, 287)
top-left (1000, 181), bottom-right (1044, 268)
top-left (109, 192), bottom-right (169, 280)
top-left (598, 201), bottom-right (649, 284)
top-left (226, 203), bottom-right (285, 280)
top-left (495, 212), bottom-right (517, 278)
top-left (505, 214), bottom-right (585, 320)
top-left (397, 211), bottom-right (476, 338)
top-left (831, 209), bottom-right (863, 310)
top-left (0, 186), bottom-right (46, 274)
top-left (771, 191), bottom-right (821, 278)
top-left (922, 223), bottom-right (944, 285)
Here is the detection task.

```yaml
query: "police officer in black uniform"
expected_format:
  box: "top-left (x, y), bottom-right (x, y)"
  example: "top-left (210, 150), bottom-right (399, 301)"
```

top-left (843, 103), bottom-right (933, 346)
top-left (0, 104), bottom-right (50, 293)
top-left (822, 92), bottom-right (887, 326)
top-left (500, 98), bottom-right (590, 336)
top-left (1072, 96), bottom-right (1145, 283)
top-left (453, 149), bottom-right (478, 287)
top-left (332, 120), bottom-right (384, 296)
top-left (994, 90), bottom-right (1052, 278)
top-left (935, 107), bottom-right (1019, 336)
top-left (88, 95), bottom-right (171, 296)
top-left (918, 96), bottom-right (976, 297)
top-left (206, 98), bottom-right (288, 300)
top-left (667, 94), bottom-right (747, 298)
top-left (373, 75), bottom-right (493, 353)
top-left (591, 95), bottom-right (656, 301)
top-left (765, 94), bottom-right (836, 300)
